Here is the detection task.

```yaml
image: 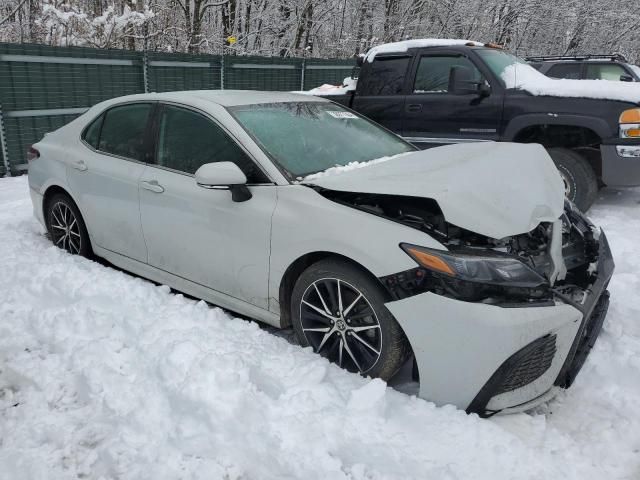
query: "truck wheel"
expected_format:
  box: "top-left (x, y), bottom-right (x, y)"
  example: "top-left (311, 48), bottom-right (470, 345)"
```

top-left (547, 147), bottom-right (598, 211)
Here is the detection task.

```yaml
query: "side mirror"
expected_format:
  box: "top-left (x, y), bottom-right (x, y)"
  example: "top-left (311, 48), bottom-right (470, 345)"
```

top-left (448, 66), bottom-right (489, 96)
top-left (620, 74), bottom-right (634, 82)
top-left (195, 161), bottom-right (252, 202)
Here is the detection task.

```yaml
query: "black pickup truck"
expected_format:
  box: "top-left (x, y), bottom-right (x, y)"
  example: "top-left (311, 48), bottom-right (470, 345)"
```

top-left (318, 41), bottom-right (640, 211)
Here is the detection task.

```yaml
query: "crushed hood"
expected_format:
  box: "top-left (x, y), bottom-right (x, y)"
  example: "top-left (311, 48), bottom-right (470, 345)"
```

top-left (305, 142), bottom-right (565, 239)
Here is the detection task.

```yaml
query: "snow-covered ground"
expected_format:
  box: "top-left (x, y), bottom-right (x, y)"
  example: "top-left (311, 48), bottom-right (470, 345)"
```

top-left (0, 175), bottom-right (638, 480)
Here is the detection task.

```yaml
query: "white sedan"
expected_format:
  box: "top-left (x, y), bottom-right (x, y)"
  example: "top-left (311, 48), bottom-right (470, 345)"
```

top-left (27, 90), bottom-right (613, 416)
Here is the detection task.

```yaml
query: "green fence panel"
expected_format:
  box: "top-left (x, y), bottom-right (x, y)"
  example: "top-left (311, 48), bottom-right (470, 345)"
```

top-left (224, 56), bottom-right (303, 91)
top-left (0, 43), bottom-right (145, 172)
top-left (303, 58), bottom-right (357, 90)
top-left (147, 52), bottom-right (222, 92)
top-left (0, 43), bottom-right (358, 176)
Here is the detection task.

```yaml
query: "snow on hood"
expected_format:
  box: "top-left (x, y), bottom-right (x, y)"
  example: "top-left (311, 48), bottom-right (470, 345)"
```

top-left (365, 39), bottom-right (484, 63)
top-left (304, 142), bottom-right (565, 239)
top-left (504, 63), bottom-right (640, 104)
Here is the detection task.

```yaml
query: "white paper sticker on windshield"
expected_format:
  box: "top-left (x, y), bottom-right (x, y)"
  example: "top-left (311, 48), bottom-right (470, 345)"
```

top-left (326, 111), bottom-right (358, 119)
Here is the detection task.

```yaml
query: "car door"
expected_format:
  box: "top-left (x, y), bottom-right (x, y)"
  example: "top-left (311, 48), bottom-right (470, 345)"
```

top-left (67, 102), bottom-right (153, 262)
top-left (402, 51), bottom-right (503, 146)
top-left (351, 54), bottom-right (411, 134)
top-left (138, 103), bottom-right (276, 309)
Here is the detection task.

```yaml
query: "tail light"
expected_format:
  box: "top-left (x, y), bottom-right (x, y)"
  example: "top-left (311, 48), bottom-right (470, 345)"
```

top-left (27, 146), bottom-right (40, 162)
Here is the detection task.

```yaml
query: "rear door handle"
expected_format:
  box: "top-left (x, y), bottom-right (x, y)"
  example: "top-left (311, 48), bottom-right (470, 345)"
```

top-left (70, 160), bottom-right (87, 171)
top-left (406, 104), bottom-right (423, 113)
top-left (140, 180), bottom-right (165, 193)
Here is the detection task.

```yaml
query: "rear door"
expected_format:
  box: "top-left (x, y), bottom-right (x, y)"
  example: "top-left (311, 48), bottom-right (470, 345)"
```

top-left (401, 50), bottom-right (503, 146)
top-left (67, 102), bottom-right (153, 262)
top-left (351, 54), bottom-right (411, 134)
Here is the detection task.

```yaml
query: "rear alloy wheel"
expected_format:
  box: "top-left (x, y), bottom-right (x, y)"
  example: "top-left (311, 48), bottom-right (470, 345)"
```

top-left (291, 260), bottom-right (409, 380)
top-left (45, 193), bottom-right (92, 257)
top-left (547, 147), bottom-right (598, 212)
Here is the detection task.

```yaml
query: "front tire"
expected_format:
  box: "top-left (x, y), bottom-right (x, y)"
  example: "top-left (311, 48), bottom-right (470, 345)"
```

top-left (45, 193), bottom-right (92, 257)
top-left (291, 259), bottom-right (410, 380)
top-left (547, 147), bottom-right (598, 211)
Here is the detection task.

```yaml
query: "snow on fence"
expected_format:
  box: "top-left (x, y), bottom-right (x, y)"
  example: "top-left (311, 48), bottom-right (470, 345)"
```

top-left (0, 43), bottom-right (356, 177)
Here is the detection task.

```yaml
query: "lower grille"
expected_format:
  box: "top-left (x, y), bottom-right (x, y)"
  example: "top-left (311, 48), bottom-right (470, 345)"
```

top-left (467, 334), bottom-right (557, 416)
top-left (494, 334), bottom-right (557, 395)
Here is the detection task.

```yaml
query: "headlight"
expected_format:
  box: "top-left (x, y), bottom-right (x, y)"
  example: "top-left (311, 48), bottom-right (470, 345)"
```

top-left (619, 108), bottom-right (640, 138)
top-left (400, 243), bottom-right (547, 288)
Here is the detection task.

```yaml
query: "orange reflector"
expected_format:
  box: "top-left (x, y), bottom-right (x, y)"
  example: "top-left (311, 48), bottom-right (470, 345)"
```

top-left (407, 249), bottom-right (456, 276)
top-left (624, 128), bottom-right (640, 137)
top-left (619, 108), bottom-right (640, 124)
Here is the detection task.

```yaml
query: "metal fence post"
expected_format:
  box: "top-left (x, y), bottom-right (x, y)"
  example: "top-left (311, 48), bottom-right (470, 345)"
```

top-left (0, 103), bottom-right (10, 177)
top-left (300, 58), bottom-right (306, 91)
top-left (142, 52), bottom-right (149, 93)
top-left (220, 54), bottom-right (225, 90)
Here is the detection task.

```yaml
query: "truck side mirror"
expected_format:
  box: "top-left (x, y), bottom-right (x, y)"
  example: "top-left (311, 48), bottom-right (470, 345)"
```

top-left (620, 74), bottom-right (634, 82)
top-left (448, 66), bottom-right (489, 96)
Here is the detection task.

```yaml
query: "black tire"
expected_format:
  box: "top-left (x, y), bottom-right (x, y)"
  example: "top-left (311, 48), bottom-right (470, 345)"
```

top-left (547, 147), bottom-right (598, 212)
top-left (291, 259), bottom-right (410, 380)
top-left (45, 193), bottom-right (92, 258)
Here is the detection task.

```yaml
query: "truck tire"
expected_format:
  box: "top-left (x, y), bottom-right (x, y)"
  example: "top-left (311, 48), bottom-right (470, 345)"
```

top-left (547, 147), bottom-right (598, 211)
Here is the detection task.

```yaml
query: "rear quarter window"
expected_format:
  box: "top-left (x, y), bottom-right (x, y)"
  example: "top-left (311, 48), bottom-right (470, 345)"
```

top-left (358, 56), bottom-right (410, 95)
top-left (82, 114), bottom-right (104, 149)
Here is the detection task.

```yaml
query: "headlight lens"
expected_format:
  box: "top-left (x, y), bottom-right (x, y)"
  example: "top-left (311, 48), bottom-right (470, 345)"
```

top-left (619, 108), bottom-right (640, 138)
top-left (400, 243), bottom-right (547, 288)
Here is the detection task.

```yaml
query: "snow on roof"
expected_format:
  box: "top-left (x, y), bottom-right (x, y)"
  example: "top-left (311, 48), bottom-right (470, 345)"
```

top-left (296, 77), bottom-right (357, 96)
top-left (503, 63), bottom-right (640, 104)
top-left (364, 39), bottom-right (484, 62)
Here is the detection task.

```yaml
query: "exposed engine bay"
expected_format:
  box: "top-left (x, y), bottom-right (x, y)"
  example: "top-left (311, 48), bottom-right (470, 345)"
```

top-left (317, 188), bottom-right (601, 306)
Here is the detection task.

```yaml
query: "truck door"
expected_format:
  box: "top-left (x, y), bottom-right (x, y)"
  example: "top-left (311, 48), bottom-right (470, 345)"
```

top-left (351, 54), bottom-right (411, 135)
top-left (402, 50), bottom-right (503, 147)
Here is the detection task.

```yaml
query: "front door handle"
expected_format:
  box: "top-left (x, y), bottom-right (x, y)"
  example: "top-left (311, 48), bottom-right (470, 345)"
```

top-left (140, 180), bottom-right (165, 193)
top-left (406, 104), bottom-right (423, 113)
top-left (70, 160), bottom-right (87, 171)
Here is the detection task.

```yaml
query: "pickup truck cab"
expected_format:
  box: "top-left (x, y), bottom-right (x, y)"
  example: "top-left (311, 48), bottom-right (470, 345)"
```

top-left (318, 40), bottom-right (640, 211)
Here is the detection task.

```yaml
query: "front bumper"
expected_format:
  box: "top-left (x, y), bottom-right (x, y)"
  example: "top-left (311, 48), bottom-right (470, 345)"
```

top-left (385, 232), bottom-right (614, 416)
top-left (600, 139), bottom-right (640, 186)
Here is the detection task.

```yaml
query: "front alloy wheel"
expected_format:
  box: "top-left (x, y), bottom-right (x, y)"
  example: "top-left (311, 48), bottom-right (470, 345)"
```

top-left (291, 259), bottom-right (410, 380)
top-left (300, 278), bottom-right (382, 374)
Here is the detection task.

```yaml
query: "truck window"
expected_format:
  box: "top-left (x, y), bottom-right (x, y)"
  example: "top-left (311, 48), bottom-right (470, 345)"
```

top-left (413, 56), bottom-right (483, 93)
top-left (585, 63), bottom-right (628, 81)
top-left (358, 56), bottom-right (410, 95)
top-left (546, 63), bottom-right (582, 79)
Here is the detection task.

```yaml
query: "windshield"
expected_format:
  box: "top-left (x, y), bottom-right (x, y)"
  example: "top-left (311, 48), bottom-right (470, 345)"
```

top-left (229, 102), bottom-right (415, 179)
top-left (475, 49), bottom-right (531, 87)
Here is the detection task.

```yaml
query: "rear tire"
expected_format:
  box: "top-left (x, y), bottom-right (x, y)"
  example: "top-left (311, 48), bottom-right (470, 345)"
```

top-left (291, 259), bottom-right (410, 380)
top-left (45, 193), bottom-right (92, 258)
top-left (547, 147), bottom-right (598, 211)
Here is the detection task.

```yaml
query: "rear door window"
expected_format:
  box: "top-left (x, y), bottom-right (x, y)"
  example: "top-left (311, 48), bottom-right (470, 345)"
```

top-left (546, 63), bottom-right (582, 79)
top-left (358, 56), bottom-right (410, 95)
top-left (97, 103), bottom-right (153, 162)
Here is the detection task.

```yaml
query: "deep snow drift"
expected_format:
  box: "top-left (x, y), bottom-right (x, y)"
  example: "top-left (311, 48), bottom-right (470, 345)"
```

top-left (0, 176), bottom-right (639, 479)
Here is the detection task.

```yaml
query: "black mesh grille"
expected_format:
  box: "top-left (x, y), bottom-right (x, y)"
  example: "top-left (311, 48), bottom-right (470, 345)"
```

top-left (494, 334), bottom-right (557, 395)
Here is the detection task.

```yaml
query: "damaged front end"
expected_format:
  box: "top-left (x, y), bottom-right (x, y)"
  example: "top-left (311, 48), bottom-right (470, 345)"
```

top-left (318, 189), bottom-right (603, 307)
top-left (318, 188), bottom-right (614, 414)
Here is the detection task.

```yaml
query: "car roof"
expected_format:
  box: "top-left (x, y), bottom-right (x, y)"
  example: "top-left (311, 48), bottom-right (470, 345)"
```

top-left (101, 90), bottom-right (329, 108)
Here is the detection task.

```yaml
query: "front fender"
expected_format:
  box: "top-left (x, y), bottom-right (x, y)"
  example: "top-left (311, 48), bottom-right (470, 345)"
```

top-left (503, 113), bottom-right (612, 141)
top-left (269, 185), bottom-right (444, 315)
